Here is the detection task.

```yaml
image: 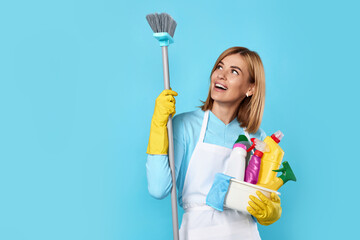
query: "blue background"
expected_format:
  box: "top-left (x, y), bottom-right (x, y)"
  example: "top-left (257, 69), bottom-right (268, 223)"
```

top-left (1, 0), bottom-right (359, 239)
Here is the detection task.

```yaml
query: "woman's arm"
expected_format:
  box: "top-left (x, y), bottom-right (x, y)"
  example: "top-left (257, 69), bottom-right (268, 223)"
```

top-left (146, 114), bottom-right (186, 199)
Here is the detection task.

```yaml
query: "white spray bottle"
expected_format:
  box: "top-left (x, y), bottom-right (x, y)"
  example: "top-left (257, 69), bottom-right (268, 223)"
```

top-left (224, 135), bottom-right (249, 180)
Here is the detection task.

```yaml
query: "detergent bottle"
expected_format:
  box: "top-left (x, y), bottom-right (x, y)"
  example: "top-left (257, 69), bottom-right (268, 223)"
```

top-left (224, 135), bottom-right (248, 180)
top-left (256, 130), bottom-right (297, 190)
top-left (244, 138), bottom-right (269, 184)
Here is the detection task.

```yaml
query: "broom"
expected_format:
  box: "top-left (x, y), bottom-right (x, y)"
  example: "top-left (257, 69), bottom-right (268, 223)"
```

top-left (146, 13), bottom-right (179, 240)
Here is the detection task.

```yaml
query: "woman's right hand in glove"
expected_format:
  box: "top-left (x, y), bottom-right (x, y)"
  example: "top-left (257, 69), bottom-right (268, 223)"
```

top-left (146, 89), bottom-right (178, 155)
top-left (153, 89), bottom-right (178, 126)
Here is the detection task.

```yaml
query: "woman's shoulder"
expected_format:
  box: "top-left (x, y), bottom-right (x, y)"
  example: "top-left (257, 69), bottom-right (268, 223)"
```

top-left (249, 127), bottom-right (267, 141)
top-left (173, 109), bottom-right (204, 135)
top-left (173, 108), bottom-right (204, 125)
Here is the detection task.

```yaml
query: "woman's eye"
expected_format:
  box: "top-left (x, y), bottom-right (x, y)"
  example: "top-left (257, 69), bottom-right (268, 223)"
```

top-left (217, 65), bottom-right (223, 70)
top-left (232, 69), bottom-right (239, 75)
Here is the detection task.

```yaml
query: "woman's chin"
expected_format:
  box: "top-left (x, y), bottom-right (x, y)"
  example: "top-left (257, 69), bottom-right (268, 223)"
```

top-left (211, 91), bottom-right (226, 102)
top-left (211, 96), bottom-right (228, 105)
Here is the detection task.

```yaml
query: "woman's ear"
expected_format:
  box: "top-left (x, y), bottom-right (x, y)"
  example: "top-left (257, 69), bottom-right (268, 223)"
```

top-left (246, 85), bottom-right (255, 97)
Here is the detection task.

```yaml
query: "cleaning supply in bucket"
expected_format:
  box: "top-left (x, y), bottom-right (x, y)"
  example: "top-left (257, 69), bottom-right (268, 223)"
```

top-left (207, 130), bottom-right (297, 213)
top-left (256, 130), bottom-right (284, 187)
top-left (244, 138), bottom-right (269, 184)
top-left (264, 161), bottom-right (297, 190)
top-left (256, 130), bottom-right (296, 190)
top-left (224, 135), bottom-right (248, 180)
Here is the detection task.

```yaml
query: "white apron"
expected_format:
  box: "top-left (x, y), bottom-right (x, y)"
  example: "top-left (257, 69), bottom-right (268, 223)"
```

top-left (179, 110), bottom-right (261, 240)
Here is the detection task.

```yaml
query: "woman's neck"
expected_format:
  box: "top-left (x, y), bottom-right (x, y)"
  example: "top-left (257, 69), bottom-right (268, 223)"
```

top-left (211, 101), bottom-right (240, 125)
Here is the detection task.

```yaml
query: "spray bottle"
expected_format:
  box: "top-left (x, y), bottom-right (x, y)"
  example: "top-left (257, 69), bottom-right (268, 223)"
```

top-left (224, 135), bottom-right (248, 180)
top-left (265, 161), bottom-right (297, 190)
top-left (256, 130), bottom-right (297, 190)
top-left (244, 138), bottom-right (269, 184)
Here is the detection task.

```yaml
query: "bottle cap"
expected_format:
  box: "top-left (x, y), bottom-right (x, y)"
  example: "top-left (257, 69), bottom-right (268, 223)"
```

top-left (235, 135), bottom-right (248, 143)
top-left (271, 130), bottom-right (284, 143)
top-left (254, 150), bottom-right (264, 158)
top-left (233, 143), bottom-right (247, 150)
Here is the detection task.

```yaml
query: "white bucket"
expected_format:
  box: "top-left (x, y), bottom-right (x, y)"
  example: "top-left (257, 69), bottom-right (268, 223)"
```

top-left (224, 178), bottom-right (280, 214)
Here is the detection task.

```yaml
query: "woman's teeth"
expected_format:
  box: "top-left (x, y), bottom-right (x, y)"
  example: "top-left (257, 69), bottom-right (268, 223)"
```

top-left (215, 83), bottom-right (227, 90)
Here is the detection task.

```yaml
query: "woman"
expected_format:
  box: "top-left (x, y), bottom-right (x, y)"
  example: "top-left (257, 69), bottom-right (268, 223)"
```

top-left (146, 47), bottom-right (282, 239)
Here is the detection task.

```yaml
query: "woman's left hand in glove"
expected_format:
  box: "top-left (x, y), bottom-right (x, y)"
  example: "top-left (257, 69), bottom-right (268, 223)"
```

top-left (247, 191), bottom-right (282, 226)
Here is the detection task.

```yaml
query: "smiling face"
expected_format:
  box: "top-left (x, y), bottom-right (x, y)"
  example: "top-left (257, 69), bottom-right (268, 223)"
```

top-left (210, 54), bottom-right (254, 107)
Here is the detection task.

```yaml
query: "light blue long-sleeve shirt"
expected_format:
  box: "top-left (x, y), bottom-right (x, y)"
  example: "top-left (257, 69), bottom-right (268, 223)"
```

top-left (146, 109), bottom-right (267, 207)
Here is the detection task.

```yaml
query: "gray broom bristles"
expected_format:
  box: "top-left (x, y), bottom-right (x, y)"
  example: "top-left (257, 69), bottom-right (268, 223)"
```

top-left (146, 13), bottom-right (177, 38)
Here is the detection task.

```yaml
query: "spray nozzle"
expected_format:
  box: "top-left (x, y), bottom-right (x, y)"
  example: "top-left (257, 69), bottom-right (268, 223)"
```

top-left (246, 138), bottom-right (269, 153)
top-left (273, 161), bottom-right (297, 184)
top-left (253, 139), bottom-right (269, 153)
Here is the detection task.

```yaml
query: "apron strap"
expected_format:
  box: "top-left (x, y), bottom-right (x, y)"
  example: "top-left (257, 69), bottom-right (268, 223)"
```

top-left (199, 110), bottom-right (210, 143)
top-left (243, 131), bottom-right (251, 145)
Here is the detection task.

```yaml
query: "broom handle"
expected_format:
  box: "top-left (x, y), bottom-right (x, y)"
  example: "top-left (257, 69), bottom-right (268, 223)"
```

top-left (161, 46), bottom-right (180, 240)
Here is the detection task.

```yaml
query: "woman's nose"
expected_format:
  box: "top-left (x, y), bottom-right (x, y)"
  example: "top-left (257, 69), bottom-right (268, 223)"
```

top-left (217, 72), bottom-right (226, 80)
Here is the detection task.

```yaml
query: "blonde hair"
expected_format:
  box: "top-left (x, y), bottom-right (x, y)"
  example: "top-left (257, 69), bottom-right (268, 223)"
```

top-left (200, 47), bottom-right (265, 133)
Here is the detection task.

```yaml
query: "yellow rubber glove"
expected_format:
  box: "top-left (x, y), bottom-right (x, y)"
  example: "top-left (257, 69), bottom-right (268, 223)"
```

top-left (146, 89), bottom-right (178, 155)
top-left (247, 191), bottom-right (282, 226)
